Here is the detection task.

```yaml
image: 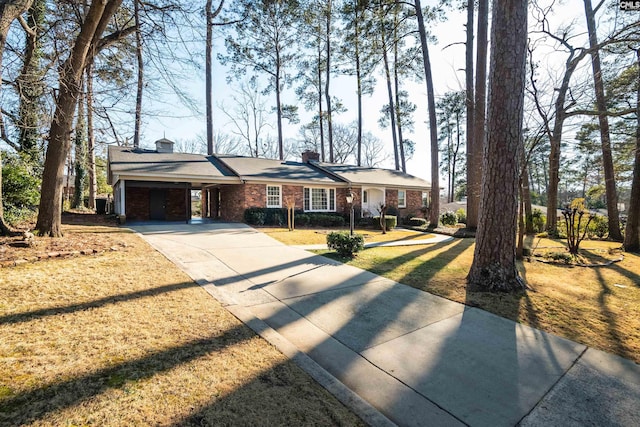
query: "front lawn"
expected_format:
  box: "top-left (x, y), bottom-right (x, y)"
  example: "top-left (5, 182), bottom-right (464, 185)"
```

top-left (299, 233), bottom-right (640, 364)
top-left (0, 222), bottom-right (363, 426)
top-left (261, 227), bottom-right (435, 246)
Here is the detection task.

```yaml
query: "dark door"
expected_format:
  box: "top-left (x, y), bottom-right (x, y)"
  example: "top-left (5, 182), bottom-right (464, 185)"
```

top-left (149, 189), bottom-right (166, 220)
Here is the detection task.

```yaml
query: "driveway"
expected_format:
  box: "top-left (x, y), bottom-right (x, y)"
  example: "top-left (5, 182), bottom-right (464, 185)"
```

top-left (132, 222), bottom-right (640, 427)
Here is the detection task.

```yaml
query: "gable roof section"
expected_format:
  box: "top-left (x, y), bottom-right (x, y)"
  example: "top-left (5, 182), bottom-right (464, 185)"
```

top-left (312, 162), bottom-right (431, 190)
top-left (217, 155), bottom-right (344, 184)
top-left (107, 146), bottom-right (431, 190)
top-left (108, 146), bottom-right (239, 184)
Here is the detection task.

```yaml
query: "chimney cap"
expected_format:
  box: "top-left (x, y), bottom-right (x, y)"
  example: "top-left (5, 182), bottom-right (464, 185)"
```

top-left (302, 150), bottom-right (320, 163)
top-left (155, 138), bottom-right (175, 153)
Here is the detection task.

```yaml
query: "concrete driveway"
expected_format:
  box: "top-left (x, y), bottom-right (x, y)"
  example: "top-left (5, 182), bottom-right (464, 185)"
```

top-left (132, 222), bottom-right (640, 427)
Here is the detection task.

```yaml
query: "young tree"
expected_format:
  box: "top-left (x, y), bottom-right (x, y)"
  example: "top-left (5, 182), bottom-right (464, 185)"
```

top-left (36, 0), bottom-right (124, 237)
top-left (468, 0), bottom-right (528, 292)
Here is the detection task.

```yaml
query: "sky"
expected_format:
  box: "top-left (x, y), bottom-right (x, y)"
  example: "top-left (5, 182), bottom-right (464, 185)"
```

top-left (137, 1), bottom-right (589, 183)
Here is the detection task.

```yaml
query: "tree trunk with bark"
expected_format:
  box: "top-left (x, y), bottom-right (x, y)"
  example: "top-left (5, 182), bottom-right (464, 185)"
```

top-left (86, 63), bottom-right (97, 210)
top-left (415, 0), bottom-right (439, 227)
top-left (380, 20), bottom-right (400, 171)
top-left (468, 0), bottom-right (528, 292)
top-left (583, 0), bottom-right (622, 241)
top-left (465, 0), bottom-right (474, 224)
top-left (355, 5), bottom-right (362, 166)
top-left (624, 48), bottom-right (640, 252)
top-left (325, 0), bottom-right (334, 163)
top-left (468, 0), bottom-right (488, 229)
top-left (36, 0), bottom-right (123, 237)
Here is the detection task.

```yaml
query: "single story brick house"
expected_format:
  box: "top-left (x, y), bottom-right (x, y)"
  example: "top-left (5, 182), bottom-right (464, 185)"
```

top-left (107, 138), bottom-right (431, 223)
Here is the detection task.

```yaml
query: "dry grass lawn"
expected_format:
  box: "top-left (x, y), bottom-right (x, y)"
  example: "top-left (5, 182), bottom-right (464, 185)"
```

top-left (312, 235), bottom-right (640, 364)
top-left (0, 222), bottom-right (363, 426)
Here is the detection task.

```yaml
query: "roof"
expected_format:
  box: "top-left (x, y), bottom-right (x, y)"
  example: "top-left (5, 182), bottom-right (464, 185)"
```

top-left (217, 155), bottom-right (342, 184)
top-left (107, 146), bottom-right (431, 190)
top-left (313, 162), bottom-right (431, 190)
top-left (108, 146), bottom-right (238, 184)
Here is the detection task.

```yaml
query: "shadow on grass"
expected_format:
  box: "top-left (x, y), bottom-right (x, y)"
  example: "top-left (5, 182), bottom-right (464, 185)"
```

top-left (0, 282), bottom-right (199, 326)
top-left (0, 324), bottom-right (253, 425)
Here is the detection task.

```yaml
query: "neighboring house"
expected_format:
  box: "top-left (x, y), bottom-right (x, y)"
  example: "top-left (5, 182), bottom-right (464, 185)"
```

top-left (107, 138), bottom-right (431, 223)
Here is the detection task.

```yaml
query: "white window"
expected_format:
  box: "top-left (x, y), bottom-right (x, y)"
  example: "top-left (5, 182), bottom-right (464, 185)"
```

top-left (422, 192), bottom-right (429, 207)
top-left (303, 187), bottom-right (335, 212)
top-left (398, 190), bottom-right (406, 208)
top-left (266, 185), bottom-right (281, 208)
top-left (363, 190), bottom-right (368, 203)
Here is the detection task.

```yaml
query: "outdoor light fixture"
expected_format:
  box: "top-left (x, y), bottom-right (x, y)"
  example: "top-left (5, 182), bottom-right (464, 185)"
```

top-left (346, 192), bottom-right (354, 235)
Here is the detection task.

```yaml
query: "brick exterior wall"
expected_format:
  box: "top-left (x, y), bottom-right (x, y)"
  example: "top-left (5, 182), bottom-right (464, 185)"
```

top-left (282, 185), bottom-right (303, 210)
top-left (126, 187), bottom-right (150, 221)
top-left (124, 185), bottom-right (188, 221)
top-left (336, 187), bottom-right (361, 215)
top-left (165, 188), bottom-right (187, 221)
top-left (219, 184), bottom-right (246, 222)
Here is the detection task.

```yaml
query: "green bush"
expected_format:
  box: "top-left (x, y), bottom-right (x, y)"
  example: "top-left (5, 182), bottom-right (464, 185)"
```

top-left (295, 213), bottom-right (310, 226)
top-left (588, 214), bottom-right (608, 239)
top-left (244, 208), bottom-right (267, 225)
top-left (440, 211), bottom-right (457, 226)
top-left (528, 208), bottom-right (546, 233)
top-left (407, 217), bottom-right (427, 227)
top-left (2, 151), bottom-right (41, 226)
top-left (373, 215), bottom-right (397, 230)
top-left (327, 231), bottom-right (364, 258)
top-left (455, 208), bottom-right (467, 224)
top-left (312, 213), bottom-right (345, 227)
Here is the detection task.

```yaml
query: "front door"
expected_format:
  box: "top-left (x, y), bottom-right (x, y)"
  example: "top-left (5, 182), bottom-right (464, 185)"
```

top-left (149, 189), bottom-right (166, 220)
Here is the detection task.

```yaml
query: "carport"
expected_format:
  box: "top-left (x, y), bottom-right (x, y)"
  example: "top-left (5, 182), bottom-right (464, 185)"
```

top-left (107, 139), bottom-right (240, 223)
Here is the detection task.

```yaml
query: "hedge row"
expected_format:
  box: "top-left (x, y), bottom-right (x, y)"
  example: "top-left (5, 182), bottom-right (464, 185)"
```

top-left (244, 207), bottom-right (345, 227)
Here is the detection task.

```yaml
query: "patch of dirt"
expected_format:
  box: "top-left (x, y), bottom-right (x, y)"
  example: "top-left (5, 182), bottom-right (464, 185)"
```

top-left (0, 213), bottom-right (124, 267)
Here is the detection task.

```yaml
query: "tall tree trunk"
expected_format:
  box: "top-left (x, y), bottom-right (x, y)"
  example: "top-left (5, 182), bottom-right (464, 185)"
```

top-left (317, 42), bottom-right (325, 161)
top-left (325, 0), bottom-right (334, 163)
top-left (465, 0), bottom-right (474, 222)
top-left (415, 0), bottom-right (439, 227)
top-left (86, 63), bottom-right (97, 210)
top-left (275, 47), bottom-right (284, 160)
top-left (624, 48), bottom-right (640, 252)
top-left (584, 0), bottom-right (622, 241)
top-left (468, 0), bottom-right (528, 292)
top-left (393, 14), bottom-right (406, 173)
top-left (73, 82), bottom-right (87, 209)
top-left (380, 22), bottom-right (400, 171)
top-left (205, 1), bottom-right (224, 155)
top-left (36, 0), bottom-right (123, 237)
top-left (0, 0), bottom-right (35, 235)
top-left (355, 4), bottom-right (362, 166)
top-left (133, 0), bottom-right (143, 149)
top-left (468, 0), bottom-right (488, 229)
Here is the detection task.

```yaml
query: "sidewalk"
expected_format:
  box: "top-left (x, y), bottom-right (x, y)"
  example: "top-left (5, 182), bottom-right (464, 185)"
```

top-left (133, 222), bottom-right (640, 427)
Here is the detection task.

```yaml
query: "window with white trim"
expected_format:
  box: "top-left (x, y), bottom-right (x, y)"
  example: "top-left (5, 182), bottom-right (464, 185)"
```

top-left (266, 185), bottom-right (281, 208)
top-left (303, 187), bottom-right (335, 211)
top-left (398, 190), bottom-right (406, 208)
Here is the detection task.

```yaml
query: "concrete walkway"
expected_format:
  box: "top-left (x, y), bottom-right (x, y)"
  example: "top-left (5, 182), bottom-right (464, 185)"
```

top-left (132, 222), bottom-right (640, 427)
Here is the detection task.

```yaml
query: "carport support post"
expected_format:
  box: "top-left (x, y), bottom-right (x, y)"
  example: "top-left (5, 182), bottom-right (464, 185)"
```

top-left (185, 183), bottom-right (191, 224)
top-left (119, 180), bottom-right (126, 224)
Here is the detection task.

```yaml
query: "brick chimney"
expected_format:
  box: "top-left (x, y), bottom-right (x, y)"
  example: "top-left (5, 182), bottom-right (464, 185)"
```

top-left (155, 138), bottom-right (174, 153)
top-left (302, 150), bottom-right (320, 163)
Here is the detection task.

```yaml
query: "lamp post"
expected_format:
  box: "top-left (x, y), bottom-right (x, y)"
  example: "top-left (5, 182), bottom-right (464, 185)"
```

top-left (346, 192), bottom-right (354, 235)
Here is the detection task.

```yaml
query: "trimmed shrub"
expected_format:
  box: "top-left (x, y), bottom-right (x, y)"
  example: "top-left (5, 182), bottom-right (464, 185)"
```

top-left (373, 215), bottom-right (397, 230)
top-left (244, 208), bottom-right (266, 225)
top-left (440, 211), bottom-right (457, 227)
top-left (327, 231), bottom-right (364, 258)
top-left (407, 217), bottom-right (427, 227)
top-left (295, 213), bottom-right (310, 227)
top-left (455, 208), bottom-right (467, 224)
top-left (386, 206), bottom-right (399, 217)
